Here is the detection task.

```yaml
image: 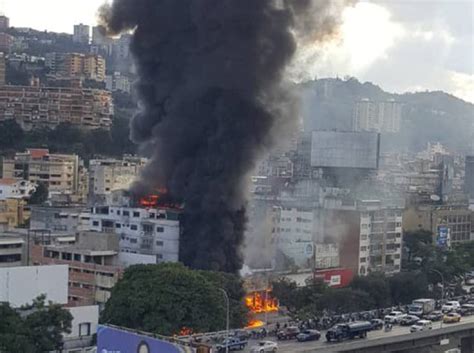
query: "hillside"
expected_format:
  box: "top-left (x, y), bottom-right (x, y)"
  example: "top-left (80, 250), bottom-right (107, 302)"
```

top-left (301, 78), bottom-right (474, 153)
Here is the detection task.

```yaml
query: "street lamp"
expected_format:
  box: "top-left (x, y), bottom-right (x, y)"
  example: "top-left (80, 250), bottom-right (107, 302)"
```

top-left (218, 288), bottom-right (230, 353)
top-left (430, 269), bottom-right (445, 328)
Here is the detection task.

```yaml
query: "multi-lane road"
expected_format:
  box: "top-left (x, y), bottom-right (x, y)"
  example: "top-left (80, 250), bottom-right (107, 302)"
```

top-left (241, 315), bottom-right (474, 352)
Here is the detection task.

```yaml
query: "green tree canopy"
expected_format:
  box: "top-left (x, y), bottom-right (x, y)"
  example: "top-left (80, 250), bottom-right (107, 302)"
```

top-left (0, 295), bottom-right (72, 353)
top-left (350, 272), bottom-right (392, 308)
top-left (29, 182), bottom-right (49, 205)
top-left (101, 263), bottom-right (248, 335)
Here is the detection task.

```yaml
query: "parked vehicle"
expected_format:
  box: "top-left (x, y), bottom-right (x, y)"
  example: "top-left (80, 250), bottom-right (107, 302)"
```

top-left (443, 312), bottom-right (461, 324)
top-left (400, 315), bottom-right (420, 326)
top-left (408, 299), bottom-right (436, 317)
top-left (410, 320), bottom-right (432, 333)
top-left (296, 330), bottom-right (321, 342)
top-left (216, 338), bottom-right (247, 352)
top-left (370, 319), bottom-right (384, 330)
top-left (442, 301), bottom-right (461, 313)
top-left (325, 321), bottom-right (372, 342)
top-left (276, 326), bottom-right (300, 340)
top-left (465, 277), bottom-right (474, 285)
top-left (458, 304), bottom-right (474, 316)
top-left (250, 341), bottom-right (278, 353)
top-left (424, 311), bottom-right (443, 321)
top-left (232, 330), bottom-right (250, 341)
top-left (384, 311), bottom-right (407, 324)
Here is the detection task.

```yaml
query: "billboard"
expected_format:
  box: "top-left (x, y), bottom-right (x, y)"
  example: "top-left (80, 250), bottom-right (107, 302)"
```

top-left (437, 226), bottom-right (450, 248)
top-left (97, 325), bottom-right (195, 353)
top-left (0, 265), bottom-right (68, 307)
top-left (311, 131), bottom-right (380, 169)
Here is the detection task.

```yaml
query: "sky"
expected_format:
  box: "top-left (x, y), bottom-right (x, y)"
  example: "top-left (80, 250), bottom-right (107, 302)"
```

top-left (4, 0), bottom-right (474, 102)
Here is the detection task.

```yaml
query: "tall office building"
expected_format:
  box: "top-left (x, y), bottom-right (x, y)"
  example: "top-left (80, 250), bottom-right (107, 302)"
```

top-left (73, 24), bottom-right (90, 44)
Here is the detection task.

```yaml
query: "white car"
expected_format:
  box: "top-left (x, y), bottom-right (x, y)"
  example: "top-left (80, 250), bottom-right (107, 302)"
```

top-left (384, 311), bottom-right (407, 324)
top-left (442, 301), bottom-right (461, 313)
top-left (410, 320), bottom-right (433, 333)
top-left (250, 341), bottom-right (278, 353)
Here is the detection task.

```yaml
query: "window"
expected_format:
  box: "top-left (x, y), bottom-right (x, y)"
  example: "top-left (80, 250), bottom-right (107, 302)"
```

top-left (73, 254), bottom-right (81, 262)
top-left (156, 226), bottom-right (164, 233)
top-left (157, 254), bottom-right (163, 259)
top-left (123, 211), bottom-right (130, 216)
top-left (130, 238), bottom-right (137, 244)
top-left (92, 221), bottom-right (99, 226)
top-left (79, 323), bottom-right (91, 337)
top-left (115, 223), bottom-right (121, 228)
top-left (360, 246), bottom-right (367, 252)
top-left (133, 211), bottom-right (140, 218)
top-left (156, 241), bottom-right (164, 246)
top-left (143, 224), bottom-right (154, 233)
top-left (360, 257), bottom-right (366, 263)
top-left (131, 225), bottom-right (138, 231)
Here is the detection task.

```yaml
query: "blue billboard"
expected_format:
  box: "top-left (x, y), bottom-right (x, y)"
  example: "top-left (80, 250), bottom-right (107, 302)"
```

top-left (97, 325), bottom-right (195, 353)
top-left (437, 226), bottom-right (450, 248)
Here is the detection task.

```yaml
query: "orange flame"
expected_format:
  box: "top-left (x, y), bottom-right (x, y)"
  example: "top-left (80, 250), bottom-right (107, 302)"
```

top-left (245, 290), bottom-right (278, 314)
top-left (178, 327), bottom-right (193, 336)
top-left (245, 319), bottom-right (264, 329)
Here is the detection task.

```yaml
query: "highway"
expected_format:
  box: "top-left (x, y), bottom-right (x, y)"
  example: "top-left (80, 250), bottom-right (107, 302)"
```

top-left (241, 315), bottom-right (474, 352)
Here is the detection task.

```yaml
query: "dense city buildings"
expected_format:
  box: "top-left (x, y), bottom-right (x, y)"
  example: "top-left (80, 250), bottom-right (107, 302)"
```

top-left (2, 149), bottom-right (81, 194)
top-left (45, 52), bottom-right (106, 82)
top-left (0, 178), bottom-right (36, 200)
top-left (0, 86), bottom-right (113, 129)
top-left (465, 156), bottom-right (474, 200)
top-left (105, 71), bottom-right (131, 93)
top-left (0, 15), bottom-right (10, 31)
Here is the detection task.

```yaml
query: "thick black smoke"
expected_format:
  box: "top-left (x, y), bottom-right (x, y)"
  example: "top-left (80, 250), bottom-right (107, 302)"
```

top-left (101, 0), bottom-right (348, 273)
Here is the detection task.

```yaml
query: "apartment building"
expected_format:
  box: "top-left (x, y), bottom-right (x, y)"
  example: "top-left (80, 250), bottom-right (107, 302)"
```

top-left (88, 205), bottom-right (180, 262)
top-left (0, 86), bottom-right (113, 130)
top-left (46, 52), bottom-right (106, 82)
top-left (0, 236), bottom-right (25, 267)
top-left (353, 98), bottom-right (402, 133)
top-left (404, 204), bottom-right (472, 245)
top-left (105, 72), bottom-right (131, 93)
top-left (73, 24), bottom-right (90, 44)
top-left (0, 198), bottom-right (28, 230)
top-left (29, 205), bottom-right (90, 233)
top-left (31, 232), bottom-right (123, 307)
top-left (357, 200), bottom-right (403, 275)
top-left (88, 157), bottom-right (146, 201)
top-left (2, 149), bottom-right (81, 194)
top-left (0, 178), bottom-right (36, 200)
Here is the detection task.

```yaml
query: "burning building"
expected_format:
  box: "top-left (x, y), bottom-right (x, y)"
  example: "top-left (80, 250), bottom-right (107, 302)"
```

top-left (100, 0), bottom-right (352, 273)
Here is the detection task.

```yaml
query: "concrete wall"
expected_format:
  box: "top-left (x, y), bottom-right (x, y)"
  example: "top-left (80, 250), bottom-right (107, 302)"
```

top-left (66, 305), bottom-right (99, 338)
top-left (0, 264), bottom-right (68, 307)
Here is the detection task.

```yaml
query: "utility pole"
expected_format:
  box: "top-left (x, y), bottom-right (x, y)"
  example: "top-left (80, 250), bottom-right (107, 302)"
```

top-left (430, 269), bottom-right (445, 328)
top-left (218, 288), bottom-right (230, 353)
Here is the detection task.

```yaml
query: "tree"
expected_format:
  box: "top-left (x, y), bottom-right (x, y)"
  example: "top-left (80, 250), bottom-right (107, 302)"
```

top-left (316, 288), bottom-right (375, 315)
top-left (403, 229), bottom-right (433, 263)
top-left (351, 272), bottom-right (392, 308)
top-left (0, 295), bottom-right (72, 353)
top-left (101, 263), bottom-right (248, 335)
top-left (388, 272), bottom-right (429, 305)
top-left (0, 119), bottom-right (24, 149)
top-left (29, 182), bottom-right (49, 205)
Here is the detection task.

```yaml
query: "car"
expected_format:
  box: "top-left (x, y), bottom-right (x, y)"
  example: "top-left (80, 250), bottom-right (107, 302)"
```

top-left (216, 338), bottom-right (247, 352)
top-left (400, 315), bottom-right (420, 326)
top-left (442, 301), bottom-right (461, 313)
top-left (465, 277), bottom-right (474, 285)
top-left (370, 319), bottom-right (384, 330)
top-left (296, 329), bottom-right (321, 342)
top-left (410, 320), bottom-right (433, 333)
top-left (276, 326), bottom-right (300, 340)
top-left (384, 311), bottom-right (407, 324)
top-left (424, 311), bottom-right (443, 321)
top-left (249, 341), bottom-right (278, 353)
top-left (231, 330), bottom-right (250, 341)
top-left (458, 304), bottom-right (474, 316)
top-left (443, 312), bottom-right (461, 324)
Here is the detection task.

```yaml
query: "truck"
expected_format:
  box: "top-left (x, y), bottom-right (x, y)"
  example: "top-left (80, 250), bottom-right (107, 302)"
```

top-left (216, 337), bottom-right (248, 352)
top-left (408, 298), bottom-right (436, 317)
top-left (325, 321), bottom-right (372, 342)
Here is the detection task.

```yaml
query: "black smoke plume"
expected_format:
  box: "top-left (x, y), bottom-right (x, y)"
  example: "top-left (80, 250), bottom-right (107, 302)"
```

top-left (100, 0), bottom-right (350, 273)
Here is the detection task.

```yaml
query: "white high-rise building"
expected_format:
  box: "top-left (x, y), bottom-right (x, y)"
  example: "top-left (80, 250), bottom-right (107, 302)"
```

top-left (353, 98), bottom-right (402, 133)
top-left (73, 24), bottom-right (90, 44)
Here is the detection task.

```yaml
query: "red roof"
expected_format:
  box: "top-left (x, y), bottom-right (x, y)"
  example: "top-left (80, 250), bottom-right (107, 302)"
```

top-left (27, 149), bottom-right (49, 159)
top-left (0, 178), bottom-right (17, 186)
